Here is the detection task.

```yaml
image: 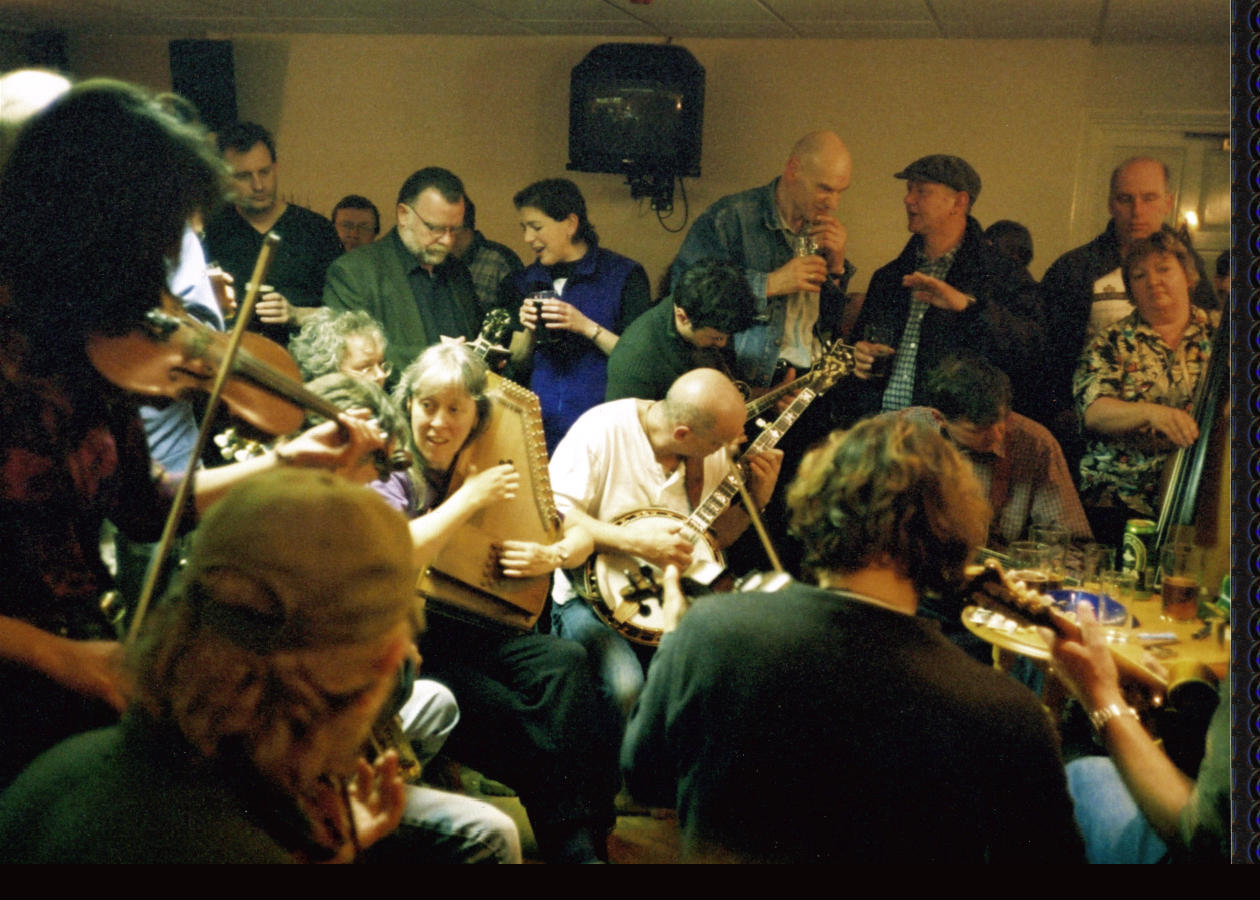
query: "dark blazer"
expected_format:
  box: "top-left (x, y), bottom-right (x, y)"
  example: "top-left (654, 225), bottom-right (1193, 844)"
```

top-left (322, 229), bottom-right (481, 375)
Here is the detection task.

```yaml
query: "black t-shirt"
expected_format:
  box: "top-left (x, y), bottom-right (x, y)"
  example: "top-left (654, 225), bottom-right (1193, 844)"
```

top-left (203, 203), bottom-right (342, 346)
top-left (622, 581), bottom-right (1086, 863)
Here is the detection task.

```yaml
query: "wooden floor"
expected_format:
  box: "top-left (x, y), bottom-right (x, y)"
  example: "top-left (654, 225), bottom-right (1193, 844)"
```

top-left (458, 767), bottom-right (681, 864)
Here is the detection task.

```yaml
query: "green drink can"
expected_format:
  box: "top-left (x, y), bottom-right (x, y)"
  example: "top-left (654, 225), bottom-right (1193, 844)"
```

top-left (1121, 518), bottom-right (1156, 591)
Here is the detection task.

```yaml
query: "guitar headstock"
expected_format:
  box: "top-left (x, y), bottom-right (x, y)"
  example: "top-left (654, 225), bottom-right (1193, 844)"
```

top-left (963, 558), bottom-right (1065, 633)
top-left (812, 339), bottom-right (857, 391)
top-left (465, 309), bottom-right (514, 365)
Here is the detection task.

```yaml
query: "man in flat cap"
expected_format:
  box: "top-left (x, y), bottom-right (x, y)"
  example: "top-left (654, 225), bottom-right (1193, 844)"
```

top-left (846, 154), bottom-right (1043, 422)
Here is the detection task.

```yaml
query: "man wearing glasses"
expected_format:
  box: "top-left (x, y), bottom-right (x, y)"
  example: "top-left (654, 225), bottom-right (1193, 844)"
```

top-left (331, 194), bottom-right (381, 254)
top-left (324, 167), bottom-right (482, 379)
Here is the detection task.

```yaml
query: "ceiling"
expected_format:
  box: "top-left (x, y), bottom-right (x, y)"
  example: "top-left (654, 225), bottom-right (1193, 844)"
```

top-left (0, 0), bottom-right (1230, 43)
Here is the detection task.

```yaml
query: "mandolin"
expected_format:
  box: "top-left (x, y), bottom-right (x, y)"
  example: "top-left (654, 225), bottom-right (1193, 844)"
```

top-left (964, 559), bottom-right (1168, 696)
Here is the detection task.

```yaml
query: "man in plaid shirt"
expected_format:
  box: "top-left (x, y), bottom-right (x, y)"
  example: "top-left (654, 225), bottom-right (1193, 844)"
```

top-left (898, 354), bottom-right (1092, 549)
top-left (451, 196), bottom-right (523, 312)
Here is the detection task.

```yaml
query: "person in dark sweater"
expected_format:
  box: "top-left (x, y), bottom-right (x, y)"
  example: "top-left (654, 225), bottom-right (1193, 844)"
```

top-left (497, 178), bottom-right (651, 451)
top-left (203, 122), bottom-right (343, 346)
top-left (605, 259), bottom-right (757, 402)
top-left (622, 415), bottom-right (1086, 863)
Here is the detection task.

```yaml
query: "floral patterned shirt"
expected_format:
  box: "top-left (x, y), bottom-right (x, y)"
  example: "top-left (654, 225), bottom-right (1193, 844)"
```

top-left (1072, 306), bottom-right (1219, 515)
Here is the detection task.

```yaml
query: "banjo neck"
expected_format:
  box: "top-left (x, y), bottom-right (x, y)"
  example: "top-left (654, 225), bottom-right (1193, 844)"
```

top-left (744, 371), bottom-right (816, 421)
top-left (679, 384), bottom-right (821, 541)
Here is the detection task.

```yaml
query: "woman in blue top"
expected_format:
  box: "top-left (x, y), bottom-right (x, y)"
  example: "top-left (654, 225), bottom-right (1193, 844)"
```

top-left (500, 178), bottom-right (651, 451)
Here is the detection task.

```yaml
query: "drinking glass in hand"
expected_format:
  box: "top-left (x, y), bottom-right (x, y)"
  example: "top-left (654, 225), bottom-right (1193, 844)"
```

top-left (791, 232), bottom-right (820, 258)
top-left (862, 324), bottom-right (895, 380)
top-left (528, 290), bottom-right (560, 345)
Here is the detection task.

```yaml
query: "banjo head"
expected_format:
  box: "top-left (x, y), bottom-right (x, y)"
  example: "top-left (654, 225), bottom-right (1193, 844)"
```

top-left (583, 508), bottom-right (724, 647)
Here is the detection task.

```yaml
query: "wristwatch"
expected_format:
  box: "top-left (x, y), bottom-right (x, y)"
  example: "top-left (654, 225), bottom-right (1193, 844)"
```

top-left (1088, 702), bottom-right (1138, 734)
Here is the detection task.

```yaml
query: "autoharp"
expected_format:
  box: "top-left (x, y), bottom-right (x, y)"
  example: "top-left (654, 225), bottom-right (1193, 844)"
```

top-left (417, 371), bottom-right (561, 631)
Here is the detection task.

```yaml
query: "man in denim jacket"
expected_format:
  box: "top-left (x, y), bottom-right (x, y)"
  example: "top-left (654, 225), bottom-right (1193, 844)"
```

top-left (669, 131), bottom-right (856, 390)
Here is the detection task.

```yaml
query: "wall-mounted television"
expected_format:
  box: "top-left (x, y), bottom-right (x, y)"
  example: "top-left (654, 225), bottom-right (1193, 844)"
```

top-left (568, 43), bottom-right (705, 179)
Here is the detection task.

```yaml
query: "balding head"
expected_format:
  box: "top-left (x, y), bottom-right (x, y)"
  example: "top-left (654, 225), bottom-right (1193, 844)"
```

top-left (789, 131), bottom-right (850, 171)
top-left (779, 130), bottom-right (851, 229)
top-left (661, 369), bottom-right (746, 457)
top-left (1109, 156), bottom-right (1169, 196)
top-left (1108, 156), bottom-right (1174, 250)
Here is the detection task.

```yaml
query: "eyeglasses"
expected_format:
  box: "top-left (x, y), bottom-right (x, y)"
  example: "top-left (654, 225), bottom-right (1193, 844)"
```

top-left (403, 203), bottom-right (467, 238)
top-left (336, 221), bottom-right (377, 235)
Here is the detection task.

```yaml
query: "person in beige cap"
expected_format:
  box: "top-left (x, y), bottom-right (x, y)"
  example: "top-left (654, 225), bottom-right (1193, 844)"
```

top-left (0, 468), bottom-right (520, 862)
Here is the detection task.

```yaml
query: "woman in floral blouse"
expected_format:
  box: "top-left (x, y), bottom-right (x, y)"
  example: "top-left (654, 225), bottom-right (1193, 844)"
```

top-left (1072, 226), bottom-right (1219, 545)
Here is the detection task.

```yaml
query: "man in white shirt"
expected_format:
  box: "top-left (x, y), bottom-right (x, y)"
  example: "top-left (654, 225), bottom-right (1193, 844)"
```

top-left (548, 369), bottom-right (782, 717)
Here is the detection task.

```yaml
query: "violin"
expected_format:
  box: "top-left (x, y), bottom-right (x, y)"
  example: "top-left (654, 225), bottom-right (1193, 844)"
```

top-left (101, 232), bottom-right (405, 646)
top-left (85, 292), bottom-right (412, 474)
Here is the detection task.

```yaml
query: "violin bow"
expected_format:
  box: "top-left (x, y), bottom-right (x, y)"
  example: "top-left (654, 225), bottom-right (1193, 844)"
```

top-left (125, 232), bottom-right (282, 644)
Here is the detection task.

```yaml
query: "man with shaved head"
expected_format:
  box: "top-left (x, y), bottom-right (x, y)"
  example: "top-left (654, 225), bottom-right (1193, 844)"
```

top-left (671, 131), bottom-right (856, 391)
top-left (668, 132), bottom-right (857, 577)
top-left (547, 369), bottom-right (783, 717)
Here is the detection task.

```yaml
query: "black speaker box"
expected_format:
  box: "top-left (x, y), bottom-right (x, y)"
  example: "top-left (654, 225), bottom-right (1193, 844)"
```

top-left (169, 39), bottom-right (237, 133)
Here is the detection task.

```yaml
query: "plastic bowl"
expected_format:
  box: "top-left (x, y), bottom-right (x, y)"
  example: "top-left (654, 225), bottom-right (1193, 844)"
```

top-left (1048, 589), bottom-right (1128, 626)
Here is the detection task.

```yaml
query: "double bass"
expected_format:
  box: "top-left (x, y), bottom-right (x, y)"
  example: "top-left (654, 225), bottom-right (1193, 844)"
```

top-left (1153, 304), bottom-right (1229, 593)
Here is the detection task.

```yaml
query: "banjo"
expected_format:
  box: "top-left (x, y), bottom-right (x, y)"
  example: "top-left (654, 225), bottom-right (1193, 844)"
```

top-left (579, 338), bottom-right (856, 645)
